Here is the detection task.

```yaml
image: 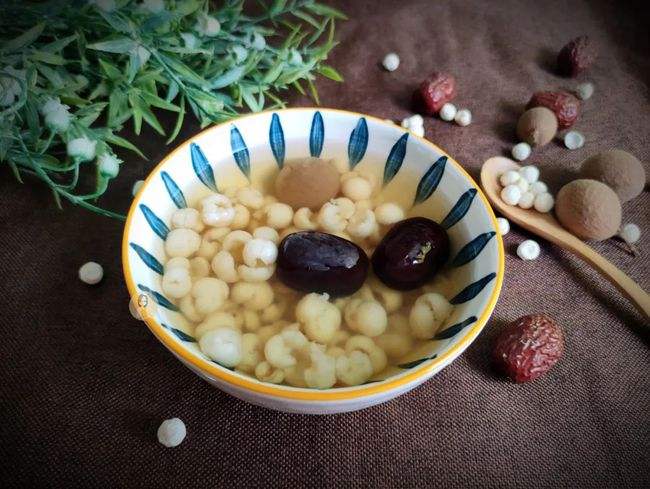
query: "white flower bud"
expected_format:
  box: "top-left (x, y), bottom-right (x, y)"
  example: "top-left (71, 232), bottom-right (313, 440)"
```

top-left (180, 33), bottom-right (199, 49)
top-left (67, 137), bottom-right (97, 162)
top-left (195, 13), bottom-right (221, 37)
top-left (97, 153), bottom-right (121, 179)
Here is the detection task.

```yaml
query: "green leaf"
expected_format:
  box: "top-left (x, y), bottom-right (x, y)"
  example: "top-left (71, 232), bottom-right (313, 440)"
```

top-left (30, 51), bottom-right (66, 65)
top-left (77, 102), bottom-right (108, 126)
top-left (269, 0), bottom-right (288, 17)
top-left (2, 23), bottom-right (44, 53)
top-left (306, 77), bottom-right (320, 105)
top-left (108, 89), bottom-right (127, 127)
top-left (304, 2), bottom-right (348, 19)
top-left (98, 58), bottom-right (122, 81)
top-left (41, 34), bottom-right (78, 53)
top-left (87, 37), bottom-right (138, 54)
top-left (89, 82), bottom-right (108, 101)
top-left (104, 132), bottom-right (146, 159)
top-left (185, 87), bottom-right (224, 116)
top-left (128, 92), bottom-right (143, 135)
top-left (175, 0), bottom-right (202, 16)
top-left (317, 64), bottom-right (343, 82)
top-left (262, 56), bottom-right (287, 84)
top-left (209, 65), bottom-right (247, 89)
top-left (97, 11), bottom-right (134, 34)
top-left (140, 91), bottom-right (180, 112)
top-left (129, 93), bottom-right (165, 135)
top-left (166, 95), bottom-right (186, 144)
top-left (37, 64), bottom-right (64, 88)
top-left (165, 81), bottom-right (179, 102)
top-left (24, 100), bottom-right (41, 141)
top-left (241, 87), bottom-right (261, 112)
top-left (292, 10), bottom-right (321, 28)
top-left (156, 52), bottom-right (208, 88)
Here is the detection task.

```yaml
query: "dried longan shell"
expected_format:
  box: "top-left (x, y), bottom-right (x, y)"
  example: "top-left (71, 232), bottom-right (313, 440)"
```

top-left (580, 149), bottom-right (645, 203)
top-left (516, 107), bottom-right (558, 147)
top-left (275, 157), bottom-right (340, 210)
top-left (555, 179), bottom-right (621, 241)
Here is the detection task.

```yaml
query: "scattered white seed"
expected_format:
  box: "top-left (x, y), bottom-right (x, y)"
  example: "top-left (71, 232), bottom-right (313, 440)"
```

top-left (409, 114), bottom-right (423, 127)
top-left (518, 165), bottom-right (540, 183)
top-left (501, 185), bottom-right (522, 206)
top-left (497, 217), bottom-right (510, 235)
top-left (529, 181), bottom-right (548, 195)
top-left (518, 191), bottom-right (535, 209)
top-left (564, 130), bottom-right (585, 150)
top-left (499, 170), bottom-right (520, 187)
top-left (132, 180), bottom-right (145, 196)
top-left (79, 261), bottom-right (103, 284)
top-left (157, 418), bottom-right (186, 448)
top-left (382, 52), bottom-right (400, 71)
top-left (411, 125), bottom-right (424, 137)
top-left (533, 192), bottom-right (555, 213)
top-left (439, 103), bottom-right (457, 122)
top-left (517, 240), bottom-right (541, 261)
top-left (575, 82), bottom-right (594, 100)
top-left (454, 109), bottom-right (472, 126)
top-left (619, 223), bottom-right (640, 244)
top-left (511, 142), bottom-right (532, 162)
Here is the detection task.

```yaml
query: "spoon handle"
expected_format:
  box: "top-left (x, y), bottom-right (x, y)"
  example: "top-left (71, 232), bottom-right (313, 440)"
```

top-left (546, 230), bottom-right (650, 321)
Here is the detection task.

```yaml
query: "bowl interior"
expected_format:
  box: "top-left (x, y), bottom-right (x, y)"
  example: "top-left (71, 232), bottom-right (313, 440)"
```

top-left (123, 108), bottom-right (503, 398)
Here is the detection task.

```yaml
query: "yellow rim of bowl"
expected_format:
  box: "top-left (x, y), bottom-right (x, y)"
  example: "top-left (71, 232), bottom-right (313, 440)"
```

top-left (122, 107), bottom-right (505, 402)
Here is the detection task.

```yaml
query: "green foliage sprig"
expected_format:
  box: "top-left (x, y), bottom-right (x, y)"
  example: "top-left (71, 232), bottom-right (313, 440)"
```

top-left (0, 0), bottom-right (344, 219)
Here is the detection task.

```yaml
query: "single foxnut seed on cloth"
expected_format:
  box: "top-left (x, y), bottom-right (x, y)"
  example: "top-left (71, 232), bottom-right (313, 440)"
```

top-left (157, 418), bottom-right (187, 448)
top-left (555, 179), bottom-right (621, 241)
top-left (497, 217), bottom-right (510, 235)
top-left (439, 103), bottom-right (457, 122)
top-left (526, 91), bottom-right (580, 130)
top-left (516, 107), bottom-right (558, 147)
top-left (382, 52), bottom-right (400, 71)
top-left (575, 82), bottom-right (594, 100)
top-left (454, 109), bottom-right (472, 127)
top-left (132, 180), bottom-right (144, 196)
top-left (79, 261), bottom-right (103, 284)
top-left (564, 130), bottom-right (585, 150)
top-left (619, 223), bottom-right (640, 244)
top-left (511, 142), bottom-right (531, 161)
top-left (579, 149), bottom-right (645, 203)
top-left (412, 72), bottom-right (457, 115)
top-left (557, 35), bottom-right (597, 77)
top-left (493, 314), bottom-right (564, 383)
top-left (517, 239), bottom-right (540, 260)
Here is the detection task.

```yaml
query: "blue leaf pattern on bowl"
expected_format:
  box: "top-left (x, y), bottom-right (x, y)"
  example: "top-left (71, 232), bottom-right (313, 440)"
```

top-left (450, 272), bottom-right (497, 304)
top-left (413, 155), bottom-right (446, 204)
top-left (434, 316), bottom-right (477, 340)
top-left (161, 171), bottom-right (187, 209)
top-left (398, 354), bottom-right (438, 369)
top-left (130, 242), bottom-right (164, 275)
top-left (139, 204), bottom-right (169, 240)
top-left (137, 284), bottom-right (179, 311)
top-left (190, 142), bottom-right (217, 192)
top-left (230, 125), bottom-right (251, 178)
top-left (269, 113), bottom-right (285, 168)
top-left (451, 232), bottom-right (496, 267)
top-left (309, 111), bottom-right (324, 157)
top-left (348, 117), bottom-right (368, 169)
top-left (162, 323), bottom-right (196, 342)
top-left (383, 133), bottom-right (409, 186)
top-left (440, 188), bottom-right (477, 229)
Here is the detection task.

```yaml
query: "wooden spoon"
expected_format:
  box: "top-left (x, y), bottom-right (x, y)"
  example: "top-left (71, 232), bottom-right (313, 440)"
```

top-left (481, 156), bottom-right (650, 320)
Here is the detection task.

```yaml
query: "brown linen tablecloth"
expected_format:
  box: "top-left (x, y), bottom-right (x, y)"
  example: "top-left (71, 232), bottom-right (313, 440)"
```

top-left (1, 0), bottom-right (648, 487)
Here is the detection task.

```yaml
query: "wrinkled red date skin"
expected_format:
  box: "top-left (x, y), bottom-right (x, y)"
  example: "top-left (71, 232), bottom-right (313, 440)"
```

top-left (412, 72), bottom-right (457, 115)
top-left (557, 36), bottom-right (597, 77)
top-left (526, 91), bottom-right (580, 129)
top-left (371, 217), bottom-right (450, 291)
top-left (493, 314), bottom-right (564, 383)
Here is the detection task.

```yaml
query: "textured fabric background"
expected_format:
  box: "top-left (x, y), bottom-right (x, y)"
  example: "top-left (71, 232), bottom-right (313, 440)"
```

top-left (1, 1), bottom-right (649, 487)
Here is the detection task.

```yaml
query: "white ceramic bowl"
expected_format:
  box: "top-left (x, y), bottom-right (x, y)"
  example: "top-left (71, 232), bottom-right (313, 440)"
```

top-left (122, 108), bottom-right (504, 414)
